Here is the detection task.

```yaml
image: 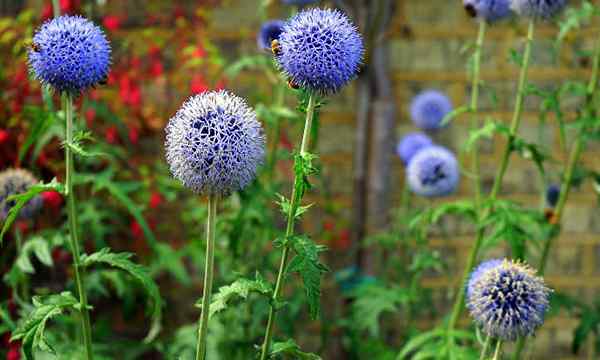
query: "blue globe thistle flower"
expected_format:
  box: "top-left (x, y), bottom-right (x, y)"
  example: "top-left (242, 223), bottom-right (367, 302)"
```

top-left (282, 0), bottom-right (320, 6)
top-left (510, 0), bottom-right (566, 19)
top-left (0, 169), bottom-right (43, 221)
top-left (29, 15), bottom-right (111, 94)
top-left (467, 259), bottom-right (551, 341)
top-left (396, 132), bottom-right (434, 165)
top-left (165, 91), bottom-right (265, 196)
top-left (463, 0), bottom-right (512, 22)
top-left (546, 184), bottom-right (560, 207)
top-left (466, 259), bottom-right (503, 304)
top-left (406, 146), bottom-right (460, 197)
top-left (276, 8), bottom-right (364, 95)
top-left (257, 20), bottom-right (285, 51)
top-left (410, 90), bottom-right (453, 130)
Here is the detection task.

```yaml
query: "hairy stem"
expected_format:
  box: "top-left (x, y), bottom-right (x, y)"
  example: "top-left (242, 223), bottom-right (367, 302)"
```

top-left (195, 194), bottom-right (218, 360)
top-left (513, 30), bottom-right (600, 360)
top-left (447, 19), bottom-right (535, 334)
top-left (479, 335), bottom-right (491, 360)
top-left (259, 93), bottom-right (317, 360)
top-left (65, 94), bottom-right (94, 360)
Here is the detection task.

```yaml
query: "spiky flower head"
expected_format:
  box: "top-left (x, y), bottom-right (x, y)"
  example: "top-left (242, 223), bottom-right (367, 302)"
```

top-left (467, 259), bottom-right (551, 341)
top-left (410, 90), bottom-right (453, 130)
top-left (546, 184), bottom-right (560, 207)
top-left (0, 169), bottom-right (43, 221)
top-left (406, 146), bottom-right (460, 197)
top-left (466, 259), bottom-right (503, 304)
top-left (463, 0), bottom-right (512, 22)
top-left (510, 0), bottom-right (566, 19)
top-left (396, 132), bottom-right (434, 165)
top-left (29, 15), bottom-right (111, 94)
top-left (165, 90), bottom-right (265, 196)
top-left (258, 20), bottom-right (285, 51)
top-left (276, 8), bottom-right (364, 95)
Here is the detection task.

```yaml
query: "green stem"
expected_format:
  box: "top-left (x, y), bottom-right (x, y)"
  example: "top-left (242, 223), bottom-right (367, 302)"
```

top-left (447, 19), bottom-right (535, 335)
top-left (65, 94), bottom-right (94, 360)
top-left (51, 0), bottom-right (60, 17)
top-left (492, 340), bottom-right (503, 360)
top-left (259, 93), bottom-right (317, 360)
top-left (479, 335), bottom-right (491, 360)
top-left (470, 20), bottom-right (486, 211)
top-left (195, 194), bottom-right (218, 360)
top-left (513, 29), bottom-right (600, 360)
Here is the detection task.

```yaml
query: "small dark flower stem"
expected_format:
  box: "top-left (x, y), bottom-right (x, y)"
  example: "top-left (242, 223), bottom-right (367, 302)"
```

top-left (195, 194), bottom-right (218, 360)
top-left (512, 31), bottom-right (600, 360)
top-left (65, 94), bottom-right (94, 360)
top-left (447, 19), bottom-right (535, 336)
top-left (479, 335), bottom-right (491, 360)
top-left (259, 92), bottom-right (317, 360)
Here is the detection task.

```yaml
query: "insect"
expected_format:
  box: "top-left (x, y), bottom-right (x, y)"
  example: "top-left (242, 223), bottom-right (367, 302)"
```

top-left (287, 79), bottom-right (299, 90)
top-left (271, 39), bottom-right (281, 56)
top-left (27, 41), bottom-right (41, 52)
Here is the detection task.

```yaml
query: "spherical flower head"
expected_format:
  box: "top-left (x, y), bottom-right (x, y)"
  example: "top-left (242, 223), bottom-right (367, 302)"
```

top-left (466, 259), bottom-right (503, 304)
top-left (410, 90), bottom-right (453, 130)
top-left (396, 132), bottom-right (434, 165)
top-left (165, 90), bottom-right (265, 196)
top-left (510, 0), bottom-right (566, 19)
top-left (463, 0), bottom-right (512, 22)
top-left (0, 169), bottom-right (43, 221)
top-left (257, 20), bottom-right (285, 51)
top-left (467, 259), bottom-right (551, 341)
top-left (407, 146), bottom-right (460, 197)
top-left (276, 8), bottom-right (364, 95)
top-left (29, 15), bottom-right (111, 94)
top-left (546, 184), bottom-right (560, 207)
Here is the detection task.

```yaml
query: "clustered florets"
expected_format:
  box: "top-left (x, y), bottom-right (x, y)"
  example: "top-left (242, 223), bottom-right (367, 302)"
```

top-left (463, 0), bottom-right (512, 22)
top-left (29, 15), bottom-right (111, 94)
top-left (410, 90), bottom-right (453, 130)
top-left (0, 169), bottom-right (43, 220)
top-left (257, 20), bottom-right (285, 51)
top-left (165, 91), bottom-right (265, 196)
top-left (510, 0), bottom-right (566, 19)
top-left (276, 8), bottom-right (364, 95)
top-left (467, 259), bottom-right (551, 341)
top-left (406, 146), bottom-right (460, 197)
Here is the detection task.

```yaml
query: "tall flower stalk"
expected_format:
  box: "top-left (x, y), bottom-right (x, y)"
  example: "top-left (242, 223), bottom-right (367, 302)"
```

top-left (64, 93), bottom-right (94, 359)
top-left (447, 18), bottom-right (536, 334)
top-left (259, 93), bottom-right (316, 360)
top-left (513, 30), bottom-right (600, 360)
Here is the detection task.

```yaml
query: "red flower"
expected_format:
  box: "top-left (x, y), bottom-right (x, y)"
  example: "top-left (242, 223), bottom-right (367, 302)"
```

top-left (148, 45), bottom-right (161, 58)
top-left (52, 248), bottom-right (71, 264)
top-left (192, 45), bottom-right (206, 59)
top-left (105, 126), bottom-right (118, 144)
top-left (85, 108), bottom-right (96, 127)
top-left (103, 15), bottom-right (121, 32)
top-left (7, 341), bottom-right (21, 360)
top-left (128, 125), bottom-right (139, 145)
top-left (149, 192), bottom-right (163, 209)
top-left (190, 74), bottom-right (209, 94)
top-left (130, 220), bottom-right (144, 240)
top-left (0, 129), bottom-right (9, 144)
top-left (42, 191), bottom-right (63, 209)
top-left (149, 60), bottom-right (164, 77)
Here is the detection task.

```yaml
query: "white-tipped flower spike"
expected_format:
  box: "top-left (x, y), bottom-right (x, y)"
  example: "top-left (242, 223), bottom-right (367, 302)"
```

top-left (0, 169), bottom-right (43, 220)
top-left (165, 91), bottom-right (265, 196)
top-left (510, 0), bottom-right (566, 19)
top-left (466, 259), bottom-right (503, 306)
top-left (467, 259), bottom-right (552, 341)
top-left (406, 146), bottom-right (460, 197)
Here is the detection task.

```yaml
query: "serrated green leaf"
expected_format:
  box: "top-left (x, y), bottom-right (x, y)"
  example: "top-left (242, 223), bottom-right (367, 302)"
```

top-left (270, 339), bottom-right (322, 360)
top-left (195, 274), bottom-right (272, 318)
top-left (81, 248), bottom-right (163, 342)
top-left (1, 179), bottom-right (64, 244)
top-left (15, 236), bottom-right (53, 274)
top-left (350, 284), bottom-right (410, 336)
top-left (286, 235), bottom-right (328, 319)
top-left (11, 292), bottom-right (78, 360)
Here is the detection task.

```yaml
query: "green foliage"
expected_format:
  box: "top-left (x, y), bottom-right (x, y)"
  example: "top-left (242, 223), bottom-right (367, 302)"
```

top-left (80, 248), bottom-right (163, 342)
top-left (396, 328), bottom-right (476, 360)
top-left (270, 339), bottom-right (322, 360)
top-left (18, 105), bottom-right (58, 163)
top-left (350, 284), bottom-right (410, 336)
top-left (293, 152), bottom-right (319, 201)
top-left (15, 236), bottom-right (53, 274)
top-left (0, 179), bottom-right (64, 244)
top-left (557, 1), bottom-right (598, 47)
top-left (224, 55), bottom-right (274, 79)
top-left (62, 130), bottom-right (107, 158)
top-left (196, 273), bottom-right (272, 318)
top-left (463, 119), bottom-right (503, 152)
top-left (440, 105), bottom-right (470, 126)
top-left (11, 292), bottom-right (79, 360)
top-left (286, 235), bottom-right (328, 319)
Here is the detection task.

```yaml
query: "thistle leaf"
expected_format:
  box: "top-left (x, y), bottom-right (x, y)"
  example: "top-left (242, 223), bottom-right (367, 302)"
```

top-left (15, 236), bottom-right (53, 274)
top-left (270, 339), bottom-right (322, 360)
